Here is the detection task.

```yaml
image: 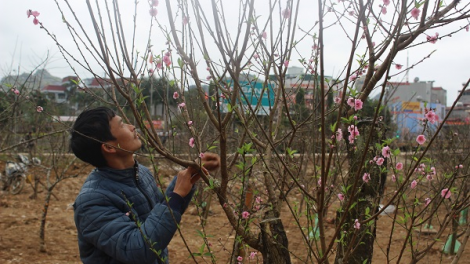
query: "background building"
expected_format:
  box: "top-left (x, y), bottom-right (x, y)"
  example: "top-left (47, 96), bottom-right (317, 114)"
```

top-left (386, 77), bottom-right (433, 104)
top-left (385, 77), bottom-right (448, 140)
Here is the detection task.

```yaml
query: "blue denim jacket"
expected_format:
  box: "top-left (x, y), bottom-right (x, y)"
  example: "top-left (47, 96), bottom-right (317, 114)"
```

top-left (74, 163), bottom-right (194, 264)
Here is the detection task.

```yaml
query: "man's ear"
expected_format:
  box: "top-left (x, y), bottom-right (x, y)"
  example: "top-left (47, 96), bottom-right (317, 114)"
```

top-left (101, 143), bottom-right (116, 154)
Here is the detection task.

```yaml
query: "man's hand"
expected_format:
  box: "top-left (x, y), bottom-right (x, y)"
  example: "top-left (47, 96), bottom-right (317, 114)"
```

top-left (173, 168), bottom-right (196, 197)
top-left (173, 152), bottom-right (220, 197)
top-left (199, 152), bottom-right (220, 171)
top-left (189, 152), bottom-right (220, 184)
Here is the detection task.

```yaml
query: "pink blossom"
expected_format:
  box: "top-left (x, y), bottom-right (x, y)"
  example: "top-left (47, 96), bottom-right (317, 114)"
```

top-left (151, 0), bottom-right (159, 6)
top-left (382, 146), bottom-right (391, 158)
top-left (410, 180), bottom-right (418, 189)
top-left (189, 137), bottom-right (195, 148)
top-left (354, 219), bottom-right (360, 229)
top-left (149, 8), bottom-right (158, 17)
top-left (36, 106), bottom-right (43, 113)
top-left (27, 10), bottom-right (40, 18)
top-left (395, 64), bottom-right (402, 70)
top-left (376, 157), bottom-right (384, 166)
top-left (12, 88), bottom-right (20, 95)
top-left (459, 164), bottom-right (463, 168)
top-left (424, 198), bottom-right (431, 206)
top-left (255, 196), bottom-right (262, 203)
top-left (336, 128), bottom-right (343, 141)
top-left (466, 25), bottom-right (469, 32)
top-left (347, 97), bottom-right (355, 107)
top-left (334, 96), bottom-right (341, 104)
top-left (33, 18), bottom-right (39, 25)
top-left (349, 74), bottom-right (358, 82)
top-left (283, 61), bottom-right (289, 67)
top-left (262, 31), bottom-right (267, 40)
top-left (441, 188), bottom-right (451, 199)
top-left (183, 16), bottom-right (189, 25)
top-left (391, 174), bottom-right (396, 182)
top-left (154, 58), bottom-right (162, 69)
top-left (396, 162), bottom-right (403, 170)
top-left (148, 69), bottom-right (154, 75)
top-left (173, 92), bottom-right (179, 99)
top-left (249, 252), bottom-right (257, 260)
top-left (425, 110), bottom-right (436, 123)
top-left (253, 53), bottom-right (259, 59)
top-left (188, 121), bottom-right (193, 126)
top-left (426, 174), bottom-right (433, 181)
top-left (237, 256), bottom-right (243, 262)
top-left (348, 125), bottom-right (360, 144)
top-left (206, 76), bottom-right (212, 80)
top-left (282, 8), bottom-right (291, 19)
top-left (381, 7), bottom-right (387, 15)
top-left (199, 152), bottom-right (204, 158)
top-left (416, 135), bottom-right (426, 145)
top-left (426, 33), bottom-right (439, 44)
top-left (354, 99), bottom-right (363, 111)
top-left (411, 8), bottom-right (420, 20)
top-left (363, 173), bottom-right (371, 183)
top-left (348, 125), bottom-right (360, 136)
top-left (178, 102), bottom-right (186, 108)
top-left (348, 134), bottom-right (355, 144)
top-left (242, 211), bottom-right (250, 219)
top-left (163, 55), bottom-right (171, 67)
top-left (383, 0), bottom-right (390, 6)
top-left (338, 193), bottom-right (345, 201)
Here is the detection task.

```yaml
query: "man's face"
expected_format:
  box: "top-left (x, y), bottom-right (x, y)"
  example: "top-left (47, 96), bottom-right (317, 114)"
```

top-left (107, 115), bottom-right (142, 153)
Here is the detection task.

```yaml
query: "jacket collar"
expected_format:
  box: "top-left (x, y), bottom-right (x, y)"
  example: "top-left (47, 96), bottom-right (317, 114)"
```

top-left (95, 160), bottom-right (139, 183)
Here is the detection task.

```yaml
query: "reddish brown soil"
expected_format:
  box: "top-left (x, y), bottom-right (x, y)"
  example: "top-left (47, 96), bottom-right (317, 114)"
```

top-left (1, 161), bottom-right (469, 263)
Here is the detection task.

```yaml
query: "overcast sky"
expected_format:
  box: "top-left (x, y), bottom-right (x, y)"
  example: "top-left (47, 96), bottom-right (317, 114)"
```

top-left (1, 0), bottom-right (469, 106)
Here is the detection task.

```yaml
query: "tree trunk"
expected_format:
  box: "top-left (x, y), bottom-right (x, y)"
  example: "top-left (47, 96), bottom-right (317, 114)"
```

top-left (335, 121), bottom-right (387, 264)
top-left (260, 211), bottom-right (292, 264)
top-left (39, 188), bottom-right (53, 252)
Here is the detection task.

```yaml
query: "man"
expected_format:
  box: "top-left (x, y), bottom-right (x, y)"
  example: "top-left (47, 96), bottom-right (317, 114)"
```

top-left (70, 107), bottom-right (219, 264)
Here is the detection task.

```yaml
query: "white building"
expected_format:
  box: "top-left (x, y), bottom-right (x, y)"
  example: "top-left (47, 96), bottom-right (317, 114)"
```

top-left (386, 77), bottom-right (435, 104)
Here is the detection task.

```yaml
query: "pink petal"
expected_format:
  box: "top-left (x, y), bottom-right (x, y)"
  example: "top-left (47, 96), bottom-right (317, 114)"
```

top-left (282, 8), bottom-right (291, 19)
top-left (149, 8), bottom-right (158, 17)
top-left (441, 188), bottom-right (451, 199)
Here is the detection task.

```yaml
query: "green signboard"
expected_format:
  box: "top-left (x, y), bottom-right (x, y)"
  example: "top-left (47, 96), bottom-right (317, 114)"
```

top-left (222, 80), bottom-right (274, 116)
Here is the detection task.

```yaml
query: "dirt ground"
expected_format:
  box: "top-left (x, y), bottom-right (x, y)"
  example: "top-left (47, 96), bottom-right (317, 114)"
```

top-left (1, 160), bottom-right (469, 264)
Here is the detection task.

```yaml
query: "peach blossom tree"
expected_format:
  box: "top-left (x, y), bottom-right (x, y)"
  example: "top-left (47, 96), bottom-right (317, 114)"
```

top-left (20, 0), bottom-right (470, 263)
